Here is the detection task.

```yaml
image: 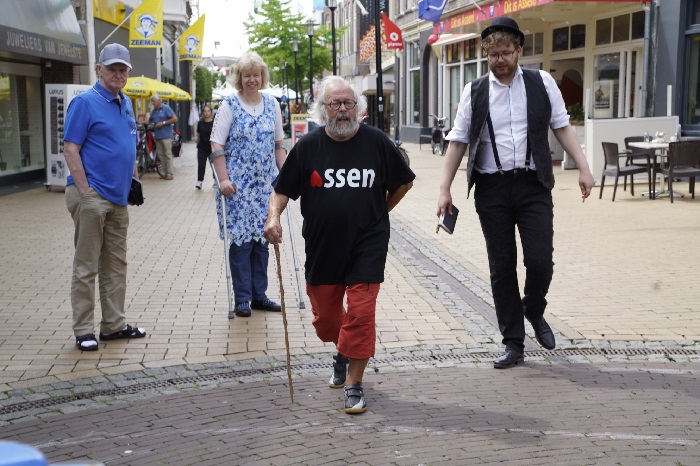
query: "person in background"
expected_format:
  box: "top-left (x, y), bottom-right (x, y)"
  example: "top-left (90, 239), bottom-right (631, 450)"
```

top-left (209, 50), bottom-right (285, 318)
top-left (263, 76), bottom-right (415, 414)
top-left (63, 43), bottom-right (147, 351)
top-left (437, 18), bottom-right (594, 369)
top-left (149, 94), bottom-right (178, 180)
top-left (195, 104), bottom-right (214, 190)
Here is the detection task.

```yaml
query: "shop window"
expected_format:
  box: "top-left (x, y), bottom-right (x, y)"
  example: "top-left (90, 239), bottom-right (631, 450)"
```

top-left (523, 33), bottom-right (544, 56)
top-left (686, 36), bottom-right (700, 125)
top-left (410, 69), bottom-right (420, 125)
top-left (410, 42), bottom-right (420, 67)
top-left (613, 14), bottom-right (630, 43)
top-left (553, 27), bottom-right (569, 52)
top-left (465, 39), bottom-right (477, 60)
top-left (571, 25), bottom-right (586, 49)
top-left (694, 0), bottom-right (700, 25)
top-left (596, 18), bottom-right (612, 45)
top-left (631, 11), bottom-right (645, 39)
top-left (0, 73), bottom-right (44, 176)
top-left (449, 66), bottom-right (461, 127)
top-left (593, 53), bottom-right (620, 119)
top-left (446, 42), bottom-right (463, 63)
top-left (552, 26), bottom-right (584, 52)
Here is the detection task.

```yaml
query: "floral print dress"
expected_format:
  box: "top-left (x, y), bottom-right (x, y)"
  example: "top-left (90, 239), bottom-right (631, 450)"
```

top-left (216, 92), bottom-right (278, 246)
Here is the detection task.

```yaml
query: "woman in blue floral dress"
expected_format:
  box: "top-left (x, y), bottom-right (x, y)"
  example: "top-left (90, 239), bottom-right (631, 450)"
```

top-left (210, 51), bottom-right (287, 318)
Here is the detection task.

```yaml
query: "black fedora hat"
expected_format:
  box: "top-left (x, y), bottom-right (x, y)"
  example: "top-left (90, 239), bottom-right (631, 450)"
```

top-left (481, 17), bottom-right (525, 47)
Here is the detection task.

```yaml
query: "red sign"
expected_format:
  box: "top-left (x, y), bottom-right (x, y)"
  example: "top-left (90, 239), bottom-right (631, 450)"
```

top-left (433, 0), bottom-right (639, 34)
top-left (382, 12), bottom-right (404, 50)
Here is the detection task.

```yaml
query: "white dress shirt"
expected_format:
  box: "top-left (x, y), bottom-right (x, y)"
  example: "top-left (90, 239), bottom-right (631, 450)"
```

top-left (447, 66), bottom-right (570, 174)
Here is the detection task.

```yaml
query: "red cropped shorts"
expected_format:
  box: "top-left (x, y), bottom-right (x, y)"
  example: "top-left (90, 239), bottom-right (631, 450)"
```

top-left (305, 282), bottom-right (380, 360)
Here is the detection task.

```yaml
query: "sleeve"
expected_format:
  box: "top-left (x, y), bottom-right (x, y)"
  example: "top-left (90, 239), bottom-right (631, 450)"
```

top-left (541, 70), bottom-right (570, 129)
top-left (274, 145), bottom-right (302, 200)
top-left (166, 105), bottom-right (176, 118)
top-left (274, 99), bottom-right (284, 140)
top-left (63, 97), bottom-right (90, 146)
top-left (210, 102), bottom-right (233, 145)
top-left (445, 82), bottom-right (473, 144)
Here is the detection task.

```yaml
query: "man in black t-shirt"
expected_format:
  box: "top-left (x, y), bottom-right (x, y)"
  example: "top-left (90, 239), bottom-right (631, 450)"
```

top-left (264, 76), bottom-right (414, 414)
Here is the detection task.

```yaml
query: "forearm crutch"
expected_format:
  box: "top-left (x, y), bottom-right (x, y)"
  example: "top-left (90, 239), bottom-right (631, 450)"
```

top-left (209, 159), bottom-right (235, 319)
top-left (285, 208), bottom-right (305, 309)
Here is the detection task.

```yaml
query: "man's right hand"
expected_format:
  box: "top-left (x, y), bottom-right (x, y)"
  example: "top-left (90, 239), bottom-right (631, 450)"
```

top-left (263, 216), bottom-right (283, 245)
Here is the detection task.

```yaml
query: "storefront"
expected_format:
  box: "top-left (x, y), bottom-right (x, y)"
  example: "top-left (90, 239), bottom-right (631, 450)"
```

top-left (0, 0), bottom-right (87, 187)
top-left (395, 0), bottom-right (661, 144)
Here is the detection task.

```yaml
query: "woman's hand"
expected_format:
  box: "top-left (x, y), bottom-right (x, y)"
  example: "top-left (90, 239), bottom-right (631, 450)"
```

top-left (219, 179), bottom-right (237, 196)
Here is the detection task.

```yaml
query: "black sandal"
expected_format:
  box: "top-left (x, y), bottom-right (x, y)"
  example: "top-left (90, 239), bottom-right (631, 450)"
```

top-left (99, 324), bottom-right (147, 341)
top-left (76, 334), bottom-right (98, 351)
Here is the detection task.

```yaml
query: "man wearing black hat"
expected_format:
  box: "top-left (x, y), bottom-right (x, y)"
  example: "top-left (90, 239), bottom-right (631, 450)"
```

top-left (437, 18), bottom-right (594, 368)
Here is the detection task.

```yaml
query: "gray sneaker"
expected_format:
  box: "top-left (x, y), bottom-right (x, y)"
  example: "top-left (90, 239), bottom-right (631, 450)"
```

top-left (344, 383), bottom-right (367, 414)
top-left (329, 353), bottom-right (348, 388)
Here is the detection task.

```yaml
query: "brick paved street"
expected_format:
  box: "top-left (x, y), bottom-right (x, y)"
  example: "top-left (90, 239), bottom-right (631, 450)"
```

top-left (0, 141), bottom-right (699, 464)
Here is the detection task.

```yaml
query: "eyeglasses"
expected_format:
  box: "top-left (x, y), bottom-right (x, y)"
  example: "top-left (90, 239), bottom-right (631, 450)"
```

top-left (486, 50), bottom-right (516, 62)
top-left (326, 100), bottom-right (357, 110)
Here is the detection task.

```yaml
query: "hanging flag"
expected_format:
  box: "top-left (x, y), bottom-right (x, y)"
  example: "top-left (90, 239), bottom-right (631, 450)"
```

top-left (129, 0), bottom-right (164, 48)
top-left (418, 0), bottom-right (448, 23)
top-left (179, 15), bottom-right (205, 61)
top-left (381, 13), bottom-right (404, 51)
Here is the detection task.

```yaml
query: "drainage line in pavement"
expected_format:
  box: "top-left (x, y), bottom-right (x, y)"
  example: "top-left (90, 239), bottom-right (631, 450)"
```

top-left (3, 347), bottom-right (700, 417)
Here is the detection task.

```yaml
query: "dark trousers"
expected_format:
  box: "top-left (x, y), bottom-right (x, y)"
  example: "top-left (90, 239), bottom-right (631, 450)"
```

top-left (474, 169), bottom-right (554, 353)
top-left (197, 148), bottom-right (211, 182)
top-left (228, 239), bottom-right (270, 304)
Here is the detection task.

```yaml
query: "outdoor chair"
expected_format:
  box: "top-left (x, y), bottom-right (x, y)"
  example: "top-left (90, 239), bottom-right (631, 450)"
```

top-left (660, 140), bottom-right (700, 203)
top-left (599, 142), bottom-right (651, 202)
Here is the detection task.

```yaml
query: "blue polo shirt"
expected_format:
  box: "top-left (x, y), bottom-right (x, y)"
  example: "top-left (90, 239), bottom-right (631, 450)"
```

top-left (149, 103), bottom-right (176, 140)
top-left (64, 83), bottom-right (137, 206)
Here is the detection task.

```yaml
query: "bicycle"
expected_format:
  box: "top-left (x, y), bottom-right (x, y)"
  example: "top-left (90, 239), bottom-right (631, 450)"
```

top-left (429, 114), bottom-right (449, 156)
top-left (135, 123), bottom-right (163, 177)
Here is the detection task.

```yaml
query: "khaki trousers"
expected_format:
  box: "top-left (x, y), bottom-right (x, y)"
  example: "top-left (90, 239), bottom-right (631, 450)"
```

top-left (156, 138), bottom-right (173, 176)
top-left (65, 186), bottom-right (129, 336)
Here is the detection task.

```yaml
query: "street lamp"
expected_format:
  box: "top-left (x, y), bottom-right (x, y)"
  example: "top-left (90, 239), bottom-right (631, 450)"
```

top-left (306, 19), bottom-right (317, 105)
top-left (291, 40), bottom-right (300, 111)
top-left (327, 0), bottom-right (337, 75)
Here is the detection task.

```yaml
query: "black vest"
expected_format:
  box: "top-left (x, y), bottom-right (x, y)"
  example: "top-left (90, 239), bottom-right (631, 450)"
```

top-left (467, 69), bottom-right (555, 193)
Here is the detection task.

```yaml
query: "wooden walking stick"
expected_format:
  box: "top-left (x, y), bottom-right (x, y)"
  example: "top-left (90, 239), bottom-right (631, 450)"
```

top-left (273, 243), bottom-right (294, 402)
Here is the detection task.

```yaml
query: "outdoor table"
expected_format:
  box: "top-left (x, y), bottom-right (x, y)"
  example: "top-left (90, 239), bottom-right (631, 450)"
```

top-left (628, 140), bottom-right (675, 199)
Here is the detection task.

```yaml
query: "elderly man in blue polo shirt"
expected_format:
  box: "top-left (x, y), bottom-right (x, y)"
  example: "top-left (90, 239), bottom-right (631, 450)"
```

top-left (149, 94), bottom-right (178, 180)
top-left (63, 43), bottom-right (147, 351)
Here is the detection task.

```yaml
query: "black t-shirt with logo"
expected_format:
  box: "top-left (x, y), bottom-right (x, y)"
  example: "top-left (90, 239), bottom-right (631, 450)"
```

top-left (275, 124), bottom-right (415, 285)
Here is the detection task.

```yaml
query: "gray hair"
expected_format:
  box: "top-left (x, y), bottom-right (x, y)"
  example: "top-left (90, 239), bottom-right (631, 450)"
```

top-left (150, 94), bottom-right (163, 102)
top-left (232, 51), bottom-right (270, 92)
top-left (310, 76), bottom-right (367, 125)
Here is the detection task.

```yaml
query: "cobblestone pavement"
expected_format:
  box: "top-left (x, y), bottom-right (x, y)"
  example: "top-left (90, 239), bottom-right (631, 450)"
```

top-left (0, 141), bottom-right (699, 464)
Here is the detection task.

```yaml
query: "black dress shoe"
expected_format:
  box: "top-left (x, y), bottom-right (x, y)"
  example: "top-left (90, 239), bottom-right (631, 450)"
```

top-left (528, 317), bottom-right (556, 350)
top-left (493, 348), bottom-right (524, 369)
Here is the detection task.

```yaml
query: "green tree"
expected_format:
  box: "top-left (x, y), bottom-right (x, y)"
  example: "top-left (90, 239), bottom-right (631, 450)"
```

top-left (244, 0), bottom-right (335, 98)
top-left (193, 66), bottom-right (213, 105)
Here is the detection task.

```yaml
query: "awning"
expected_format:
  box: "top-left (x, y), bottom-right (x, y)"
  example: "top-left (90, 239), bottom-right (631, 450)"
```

top-left (430, 33), bottom-right (479, 62)
top-left (432, 0), bottom-right (640, 35)
top-left (0, 0), bottom-right (87, 65)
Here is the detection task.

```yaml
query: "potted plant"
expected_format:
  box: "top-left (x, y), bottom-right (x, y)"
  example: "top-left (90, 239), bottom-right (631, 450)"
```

top-left (568, 103), bottom-right (584, 125)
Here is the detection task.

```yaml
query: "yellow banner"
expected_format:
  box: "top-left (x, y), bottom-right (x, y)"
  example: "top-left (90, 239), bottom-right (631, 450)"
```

top-left (179, 15), bottom-right (205, 61)
top-left (129, 0), bottom-right (164, 48)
